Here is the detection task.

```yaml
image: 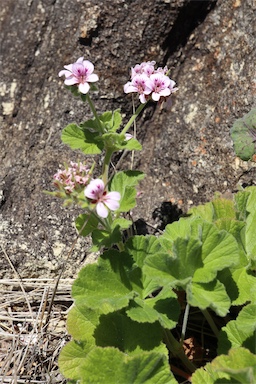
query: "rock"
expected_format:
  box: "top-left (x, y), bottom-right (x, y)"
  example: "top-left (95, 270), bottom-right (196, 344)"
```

top-left (0, 0), bottom-right (255, 278)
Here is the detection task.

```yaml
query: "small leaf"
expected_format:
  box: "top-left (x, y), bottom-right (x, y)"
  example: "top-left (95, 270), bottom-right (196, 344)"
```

top-left (111, 217), bottom-right (132, 230)
top-left (61, 123), bottom-right (103, 154)
top-left (75, 213), bottom-right (99, 237)
top-left (92, 226), bottom-right (122, 248)
top-left (110, 170), bottom-right (145, 213)
top-left (231, 108), bottom-right (256, 161)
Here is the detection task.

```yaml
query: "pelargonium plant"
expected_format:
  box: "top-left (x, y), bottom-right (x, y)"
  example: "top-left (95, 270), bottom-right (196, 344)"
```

top-left (50, 57), bottom-right (256, 383)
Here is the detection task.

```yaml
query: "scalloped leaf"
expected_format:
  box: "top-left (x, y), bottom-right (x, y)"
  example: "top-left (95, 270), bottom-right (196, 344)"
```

top-left (188, 279), bottom-right (230, 316)
top-left (66, 304), bottom-right (101, 342)
top-left (61, 123), bottom-right (103, 154)
top-left (126, 286), bottom-right (180, 329)
top-left (78, 347), bottom-right (177, 384)
top-left (218, 303), bottom-right (256, 354)
top-left (58, 340), bottom-right (94, 381)
top-left (192, 221), bottom-right (240, 283)
top-left (213, 347), bottom-right (256, 383)
top-left (125, 235), bottom-right (163, 269)
top-left (72, 254), bottom-right (137, 314)
top-left (93, 311), bottom-right (164, 354)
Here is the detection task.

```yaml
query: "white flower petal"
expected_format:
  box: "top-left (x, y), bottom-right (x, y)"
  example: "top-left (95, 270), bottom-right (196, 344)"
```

top-left (96, 202), bottom-right (108, 218)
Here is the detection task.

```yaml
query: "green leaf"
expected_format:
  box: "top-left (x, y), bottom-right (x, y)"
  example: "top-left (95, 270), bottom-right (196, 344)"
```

top-left (229, 268), bottom-right (256, 305)
top-left (189, 201), bottom-right (215, 222)
top-left (110, 170), bottom-right (145, 213)
top-left (193, 347), bottom-right (256, 384)
top-left (72, 256), bottom-right (136, 314)
top-left (75, 213), bottom-right (99, 237)
top-left (161, 216), bottom-right (202, 244)
top-left (66, 305), bottom-right (100, 342)
top-left (193, 221), bottom-right (240, 283)
top-left (59, 340), bottom-right (94, 381)
top-left (213, 347), bottom-right (256, 384)
top-left (121, 137), bottom-right (142, 151)
top-left (126, 235), bottom-right (163, 269)
top-left (93, 311), bottom-right (164, 354)
top-left (234, 190), bottom-right (250, 221)
top-left (218, 303), bottom-right (256, 354)
top-left (111, 217), bottom-right (132, 230)
top-left (244, 187), bottom-right (256, 266)
top-left (144, 237), bottom-right (203, 289)
top-left (127, 286), bottom-right (180, 329)
top-left (91, 226), bottom-right (122, 248)
top-left (61, 123), bottom-right (103, 154)
top-left (81, 110), bottom-right (122, 133)
top-left (78, 347), bottom-right (177, 384)
top-left (231, 108), bottom-right (256, 161)
top-left (188, 279), bottom-right (230, 316)
top-left (192, 361), bottom-right (230, 384)
top-left (100, 109), bottom-right (122, 132)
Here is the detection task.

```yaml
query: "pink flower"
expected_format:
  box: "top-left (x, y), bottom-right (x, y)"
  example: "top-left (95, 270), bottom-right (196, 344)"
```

top-left (124, 74), bottom-right (151, 104)
top-left (124, 61), bottom-right (178, 104)
top-left (147, 73), bottom-right (172, 101)
top-left (53, 161), bottom-right (91, 194)
top-left (84, 179), bottom-right (121, 218)
top-left (131, 61), bottom-right (156, 79)
top-left (58, 57), bottom-right (99, 94)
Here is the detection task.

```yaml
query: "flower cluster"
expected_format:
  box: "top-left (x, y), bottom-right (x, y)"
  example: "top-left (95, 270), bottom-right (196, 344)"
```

top-left (84, 179), bottom-right (121, 218)
top-left (58, 57), bottom-right (98, 94)
top-left (53, 161), bottom-right (91, 194)
top-left (124, 61), bottom-right (178, 104)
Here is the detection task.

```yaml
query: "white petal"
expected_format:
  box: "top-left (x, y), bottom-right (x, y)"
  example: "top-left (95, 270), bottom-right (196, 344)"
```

top-left (96, 202), bottom-right (108, 218)
top-left (78, 82), bottom-right (90, 94)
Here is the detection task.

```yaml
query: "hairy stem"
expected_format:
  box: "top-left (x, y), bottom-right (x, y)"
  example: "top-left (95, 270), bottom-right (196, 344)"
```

top-left (87, 93), bottom-right (104, 134)
top-left (120, 102), bottom-right (147, 135)
top-left (180, 303), bottom-right (190, 343)
top-left (102, 148), bottom-right (114, 186)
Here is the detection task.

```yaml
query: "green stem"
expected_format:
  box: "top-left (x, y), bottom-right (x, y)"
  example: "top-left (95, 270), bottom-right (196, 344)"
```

top-left (180, 303), bottom-right (190, 343)
top-left (117, 242), bottom-right (125, 252)
top-left (163, 329), bottom-right (196, 373)
top-left (102, 148), bottom-right (114, 186)
top-left (87, 94), bottom-right (104, 134)
top-left (201, 309), bottom-right (219, 338)
top-left (88, 209), bottom-right (109, 230)
top-left (120, 102), bottom-right (147, 135)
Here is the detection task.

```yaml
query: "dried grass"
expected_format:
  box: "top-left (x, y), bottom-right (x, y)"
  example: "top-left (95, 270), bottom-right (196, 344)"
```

top-left (0, 276), bottom-right (73, 383)
top-left (0, 245), bottom-right (74, 383)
